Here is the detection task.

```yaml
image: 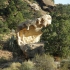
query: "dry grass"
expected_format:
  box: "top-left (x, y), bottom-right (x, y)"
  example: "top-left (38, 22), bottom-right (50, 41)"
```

top-left (0, 50), bottom-right (13, 60)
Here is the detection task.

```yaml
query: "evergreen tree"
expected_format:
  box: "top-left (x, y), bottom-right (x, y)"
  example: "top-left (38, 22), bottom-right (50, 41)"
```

top-left (41, 4), bottom-right (70, 57)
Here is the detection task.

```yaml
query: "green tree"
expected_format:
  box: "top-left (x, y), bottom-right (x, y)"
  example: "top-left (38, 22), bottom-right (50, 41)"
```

top-left (6, 0), bottom-right (25, 29)
top-left (7, 11), bottom-right (24, 29)
top-left (41, 4), bottom-right (70, 57)
top-left (0, 20), bottom-right (9, 33)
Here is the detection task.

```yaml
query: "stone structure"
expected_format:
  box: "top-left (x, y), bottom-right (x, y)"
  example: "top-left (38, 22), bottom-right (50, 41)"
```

top-left (42, 0), bottom-right (55, 6)
top-left (16, 14), bottom-right (52, 58)
top-left (30, 3), bottom-right (40, 11)
top-left (36, 0), bottom-right (55, 8)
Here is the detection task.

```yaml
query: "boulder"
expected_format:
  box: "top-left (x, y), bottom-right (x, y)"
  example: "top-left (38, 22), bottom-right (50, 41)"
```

top-left (16, 14), bottom-right (52, 58)
top-left (42, 0), bottom-right (55, 6)
top-left (36, 0), bottom-right (55, 11)
top-left (22, 43), bottom-right (44, 58)
top-left (30, 3), bottom-right (40, 11)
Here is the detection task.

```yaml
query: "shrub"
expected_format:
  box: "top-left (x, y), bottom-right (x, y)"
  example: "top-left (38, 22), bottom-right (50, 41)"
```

top-left (0, 45), bottom-right (2, 49)
top-left (20, 60), bottom-right (35, 70)
top-left (61, 47), bottom-right (70, 58)
top-left (60, 59), bottom-right (70, 70)
top-left (32, 54), bottom-right (57, 70)
top-left (3, 62), bottom-right (21, 70)
top-left (4, 35), bottom-right (22, 56)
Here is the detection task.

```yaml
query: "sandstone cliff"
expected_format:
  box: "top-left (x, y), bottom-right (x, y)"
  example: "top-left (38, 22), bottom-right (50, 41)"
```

top-left (24, 0), bottom-right (55, 14)
top-left (15, 0), bottom-right (54, 58)
top-left (16, 14), bottom-right (52, 58)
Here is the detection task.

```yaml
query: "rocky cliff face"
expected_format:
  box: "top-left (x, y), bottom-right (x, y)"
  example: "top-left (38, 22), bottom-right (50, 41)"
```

top-left (25, 0), bottom-right (55, 14)
top-left (42, 0), bottom-right (55, 6)
top-left (35, 0), bottom-right (55, 11)
top-left (16, 0), bottom-right (54, 58)
top-left (16, 14), bottom-right (52, 58)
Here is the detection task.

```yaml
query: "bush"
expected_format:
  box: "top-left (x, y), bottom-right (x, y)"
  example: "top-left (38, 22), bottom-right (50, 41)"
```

top-left (60, 59), bottom-right (70, 70)
top-left (20, 60), bottom-right (35, 70)
top-left (4, 35), bottom-right (22, 56)
top-left (32, 54), bottom-right (57, 70)
top-left (61, 47), bottom-right (70, 58)
top-left (3, 62), bottom-right (21, 70)
top-left (0, 20), bottom-right (10, 34)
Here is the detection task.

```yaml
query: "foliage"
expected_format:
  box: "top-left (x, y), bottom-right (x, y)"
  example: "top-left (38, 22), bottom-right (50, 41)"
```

top-left (32, 54), bottom-right (56, 70)
top-left (0, 20), bottom-right (10, 33)
top-left (0, 0), bottom-right (8, 9)
top-left (4, 35), bottom-right (22, 56)
top-left (52, 0), bottom-right (54, 2)
top-left (0, 57), bottom-right (8, 64)
top-left (2, 62), bottom-right (21, 70)
top-left (60, 59), bottom-right (70, 70)
top-left (20, 60), bottom-right (35, 70)
top-left (0, 0), bottom-right (70, 58)
top-left (0, 0), bottom-right (41, 31)
top-left (41, 4), bottom-right (70, 57)
top-left (20, 54), bottom-right (56, 70)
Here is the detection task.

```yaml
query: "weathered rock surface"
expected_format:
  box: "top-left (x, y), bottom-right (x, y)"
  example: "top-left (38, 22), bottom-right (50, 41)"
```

top-left (21, 43), bottom-right (44, 58)
top-left (24, 0), bottom-right (55, 15)
top-left (42, 0), bottom-right (55, 6)
top-left (35, 0), bottom-right (55, 10)
top-left (16, 14), bottom-right (52, 58)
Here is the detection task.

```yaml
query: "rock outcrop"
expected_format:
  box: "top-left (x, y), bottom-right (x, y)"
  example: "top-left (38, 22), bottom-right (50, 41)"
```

top-left (25, 0), bottom-right (40, 11)
top-left (16, 14), bottom-right (52, 58)
top-left (24, 0), bottom-right (55, 15)
top-left (42, 0), bottom-right (55, 6)
top-left (36, 0), bottom-right (55, 10)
